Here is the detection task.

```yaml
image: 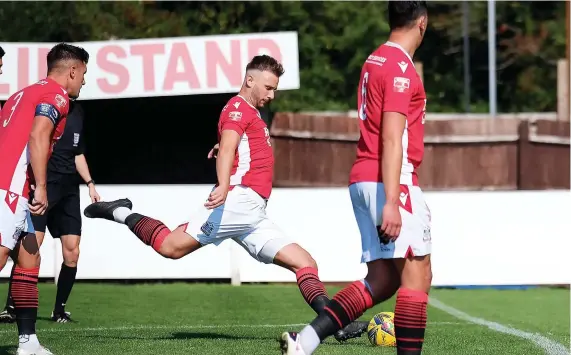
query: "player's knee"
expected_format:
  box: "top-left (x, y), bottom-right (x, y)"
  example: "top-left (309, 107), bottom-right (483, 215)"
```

top-left (271, 243), bottom-right (317, 273)
top-left (401, 257), bottom-right (432, 293)
top-left (289, 247), bottom-right (318, 272)
top-left (158, 242), bottom-right (184, 260)
top-left (302, 254), bottom-right (318, 270)
top-left (17, 252), bottom-right (41, 269)
top-left (63, 246), bottom-right (80, 267)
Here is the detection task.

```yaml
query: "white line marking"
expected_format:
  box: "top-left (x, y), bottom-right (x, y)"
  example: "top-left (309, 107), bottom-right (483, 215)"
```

top-left (429, 297), bottom-right (571, 355)
top-left (0, 321), bottom-right (467, 334)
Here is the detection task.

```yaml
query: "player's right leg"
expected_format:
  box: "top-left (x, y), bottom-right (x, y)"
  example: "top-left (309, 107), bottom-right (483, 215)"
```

top-left (83, 198), bottom-right (203, 258)
top-left (84, 189), bottom-right (261, 260)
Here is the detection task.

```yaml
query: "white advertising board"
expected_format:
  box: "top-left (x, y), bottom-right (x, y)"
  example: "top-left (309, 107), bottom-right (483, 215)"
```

top-left (1, 186), bottom-right (569, 287)
top-left (0, 31), bottom-right (300, 100)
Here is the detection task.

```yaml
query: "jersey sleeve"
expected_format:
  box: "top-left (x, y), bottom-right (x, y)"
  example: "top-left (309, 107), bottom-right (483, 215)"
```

top-left (34, 91), bottom-right (69, 126)
top-left (76, 134), bottom-right (85, 155)
top-left (219, 105), bottom-right (250, 136)
top-left (381, 67), bottom-right (415, 117)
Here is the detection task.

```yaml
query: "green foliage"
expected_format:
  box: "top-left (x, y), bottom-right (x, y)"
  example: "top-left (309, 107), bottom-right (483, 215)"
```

top-left (0, 1), bottom-right (566, 113)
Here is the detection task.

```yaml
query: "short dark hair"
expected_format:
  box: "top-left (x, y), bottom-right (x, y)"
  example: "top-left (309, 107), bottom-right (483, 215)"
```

top-left (388, 1), bottom-right (428, 30)
top-left (47, 43), bottom-right (89, 73)
top-left (246, 55), bottom-right (285, 78)
top-left (0, 46), bottom-right (5, 58)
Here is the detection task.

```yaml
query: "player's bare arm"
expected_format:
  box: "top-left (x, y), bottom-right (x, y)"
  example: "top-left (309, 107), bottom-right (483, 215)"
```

top-left (380, 112), bottom-right (406, 241)
top-left (204, 130), bottom-right (240, 209)
top-left (28, 115), bottom-right (56, 215)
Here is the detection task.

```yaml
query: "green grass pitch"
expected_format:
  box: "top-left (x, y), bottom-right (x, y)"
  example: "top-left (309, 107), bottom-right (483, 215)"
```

top-left (0, 283), bottom-right (568, 354)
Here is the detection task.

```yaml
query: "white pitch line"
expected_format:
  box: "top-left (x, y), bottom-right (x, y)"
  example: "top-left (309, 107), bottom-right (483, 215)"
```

top-left (0, 321), bottom-right (467, 334)
top-left (429, 297), bottom-right (571, 355)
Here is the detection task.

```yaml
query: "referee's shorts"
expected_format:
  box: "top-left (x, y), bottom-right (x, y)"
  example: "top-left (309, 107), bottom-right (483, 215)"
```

top-left (31, 176), bottom-right (82, 238)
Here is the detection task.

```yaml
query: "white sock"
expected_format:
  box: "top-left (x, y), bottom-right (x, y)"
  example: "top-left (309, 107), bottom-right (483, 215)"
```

top-left (19, 334), bottom-right (40, 350)
top-left (299, 325), bottom-right (320, 354)
top-left (112, 207), bottom-right (132, 224)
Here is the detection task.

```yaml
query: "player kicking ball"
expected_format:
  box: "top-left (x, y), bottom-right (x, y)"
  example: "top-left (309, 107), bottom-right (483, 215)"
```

top-left (83, 54), bottom-right (368, 343)
top-left (280, 1), bottom-right (432, 354)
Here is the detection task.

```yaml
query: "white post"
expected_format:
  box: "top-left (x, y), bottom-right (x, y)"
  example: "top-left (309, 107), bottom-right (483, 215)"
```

top-left (230, 243), bottom-right (241, 286)
top-left (488, 0), bottom-right (497, 117)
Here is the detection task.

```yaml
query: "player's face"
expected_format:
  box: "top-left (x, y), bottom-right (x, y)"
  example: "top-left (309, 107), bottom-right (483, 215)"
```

top-left (253, 71), bottom-right (279, 108)
top-left (68, 62), bottom-right (87, 99)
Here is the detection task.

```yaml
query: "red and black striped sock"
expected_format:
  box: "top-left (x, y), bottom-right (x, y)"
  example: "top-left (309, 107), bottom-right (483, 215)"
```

top-left (394, 288), bottom-right (428, 355)
top-left (321, 281), bottom-right (373, 330)
top-left (11, 266), bottom-right (39, 335)
top-left (125, 213), bottom-right (169, 252)
top-left (295, 267), bottom-right (329, 314)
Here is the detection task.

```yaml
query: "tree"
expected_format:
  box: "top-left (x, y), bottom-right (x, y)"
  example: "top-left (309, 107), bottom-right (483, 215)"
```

top-left (0, 1), bottom-right (565, 113)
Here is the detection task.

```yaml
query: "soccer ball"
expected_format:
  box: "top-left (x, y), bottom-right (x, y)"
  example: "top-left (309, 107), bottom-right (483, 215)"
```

top-left (367, 311), bottom-right (396, 347)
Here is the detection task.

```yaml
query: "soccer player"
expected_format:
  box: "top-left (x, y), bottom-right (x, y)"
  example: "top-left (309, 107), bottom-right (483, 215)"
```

top-left (0, 43), bottom-right (89, 355)
top-left (0, 100), bottom-right (100, 324)
top-left (280, 2), bottom-right (431, 354)
top-left (83, 54), bottom-right (369, 343)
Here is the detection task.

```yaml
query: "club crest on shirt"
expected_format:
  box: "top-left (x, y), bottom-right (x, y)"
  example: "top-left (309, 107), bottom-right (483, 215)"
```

top-left (55, 94), bottom-right (67, 108)
top-left (229, 111), bottom-right (242, 121)
top-left (393, 77), bottom-right (410, 93)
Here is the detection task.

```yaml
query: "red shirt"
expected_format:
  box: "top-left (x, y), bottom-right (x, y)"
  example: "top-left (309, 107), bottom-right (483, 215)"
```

top-left (0, 78), bottom-right (70, 198)
top-left (349, 42), bottom-right (427, 186)
top-left (218, 95), bottom-right (274, 199)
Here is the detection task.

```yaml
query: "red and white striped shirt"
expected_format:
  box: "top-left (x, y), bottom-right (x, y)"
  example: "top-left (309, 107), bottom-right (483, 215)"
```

top-left (218, 95), bottom-right (274, 199)
top-left (0, 78), bottom-right (70, 198)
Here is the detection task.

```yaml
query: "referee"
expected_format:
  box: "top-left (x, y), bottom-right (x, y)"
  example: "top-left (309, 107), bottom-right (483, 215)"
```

top-left (0, 100), bottom-right (100, 323)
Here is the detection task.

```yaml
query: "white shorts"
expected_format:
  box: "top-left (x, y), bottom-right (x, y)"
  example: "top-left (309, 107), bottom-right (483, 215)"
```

top-left (182, 185), bottom-right (293, 264)
top-left (0, 189), bottom-right (35, 251)
top-left (349, 182), bottom-right (431, 262)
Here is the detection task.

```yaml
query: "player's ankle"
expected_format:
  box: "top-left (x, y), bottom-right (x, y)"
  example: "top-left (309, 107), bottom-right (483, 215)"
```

top-left (18, 333), bottom-right (40, 349)
top-left (299, 325), bottom-right (321, 354)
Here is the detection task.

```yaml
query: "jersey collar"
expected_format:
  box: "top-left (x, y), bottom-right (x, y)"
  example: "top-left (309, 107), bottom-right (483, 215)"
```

top-left (384, 41), bottom-right (415, 67)
top-left (44, 77), bottom-right (68, 95)
top-left (237, 94), bottom-right (259, 111)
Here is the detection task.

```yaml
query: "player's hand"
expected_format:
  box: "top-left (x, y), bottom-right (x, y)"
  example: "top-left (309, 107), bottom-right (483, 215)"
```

top-left (204, 185), bottom-right (228, 209)
top-left (207, 143), bottom-right (220, 159)
top-left (89, 185), bottom-right (101, 203)
top-left (379, 202), bottom-right (402, 243)
top-left (28, 184), bottom-right (48, 216)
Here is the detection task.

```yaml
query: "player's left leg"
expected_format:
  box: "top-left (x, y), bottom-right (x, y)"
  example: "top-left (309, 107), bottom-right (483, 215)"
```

top-left (388, 186), bottom-right (432, 355)
top-left (50, 187), bottom-right (83, 322)
top-left (391, 255), bottom-right (432, 355)
top-left (12, 232), bottom-right (53, 354)
top-left (50, 234), bottom-right (80, 322)
top-left (0, 191), bottom-right (52, 354)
